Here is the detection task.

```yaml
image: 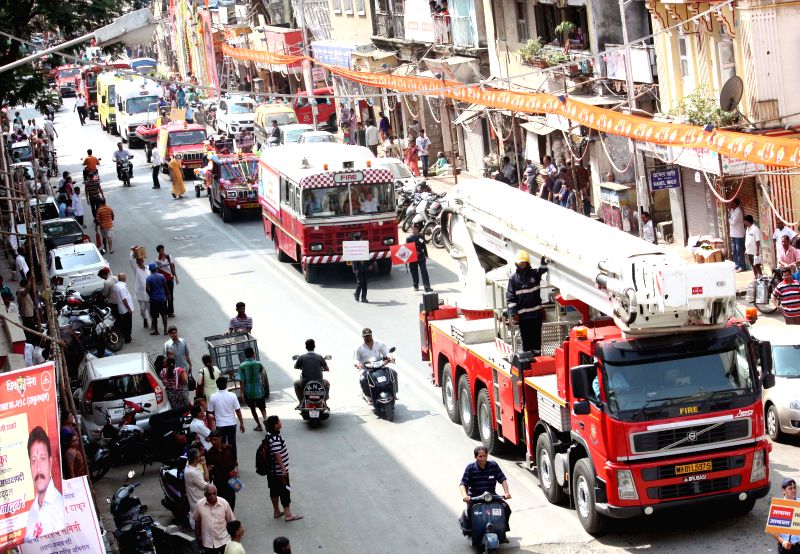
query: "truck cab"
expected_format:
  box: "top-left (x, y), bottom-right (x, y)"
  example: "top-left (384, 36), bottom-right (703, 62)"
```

top-left (157, 122), bottom-right (208, 175)
top-left (294, 87), bottom-right (337, 131)
top-left (215, 95), bottom-right (257, 138)
top-left (203, 152), bottom-right (260, 222)
top-left (79, 66), bottom-right (102, 120)
top-left (56, 65), bottom-right (81, 97)
top-left (115, 77), bottom-right (161, 143)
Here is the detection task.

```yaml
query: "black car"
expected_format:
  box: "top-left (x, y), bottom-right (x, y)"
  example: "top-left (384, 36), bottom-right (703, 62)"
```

top-left (39, 218), bottom-right (89, 251)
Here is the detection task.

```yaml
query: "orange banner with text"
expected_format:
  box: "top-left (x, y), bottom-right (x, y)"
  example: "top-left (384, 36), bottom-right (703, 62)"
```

top-left (221, 44), bottom-right (800, 169)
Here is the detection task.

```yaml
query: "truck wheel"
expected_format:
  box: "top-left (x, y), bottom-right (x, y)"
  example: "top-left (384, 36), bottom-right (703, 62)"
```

top-left (101, 118), bottom-right (107, 132)
top-left (476, 389), bottom-right (502, 454)
top-left (766, 404), bottom-right (784, 442)
top-left (161, 163), bottom-right (169, 175)
top-left (377, 259), bottom-right (392, 275)
top-left (221, 202), bottom-right (233, 223)
top-left (303, 262), bottom-right (317, 283)
top-left (209, 194), bottom-right (220, 213)
top-left (441, 364), bottom-right (460, 423)
top-left (458, 375), bottom-right (478, 439)
top-left (729, 497), bottom-right (756, 516)
top-left (274, 228), bottom-right (292, 262)
top-left (536, 433), bottom-right (565, 504)
top-left (572, 458), bottom-right (608, 535)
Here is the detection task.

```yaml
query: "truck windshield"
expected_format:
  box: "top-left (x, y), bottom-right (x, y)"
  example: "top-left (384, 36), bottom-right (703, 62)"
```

top-left (126, 95), bottom-right (159, 114)
top-left (302, 183), bottom-right (395, 217)
top-left (220, 161), bottom-right (258, 181)
top-left (603, 344), bottom-right (755, 414)
top-left (773, 345), bottom-right (800, 377)
top-left (168, 130), bottom-right (206, 146)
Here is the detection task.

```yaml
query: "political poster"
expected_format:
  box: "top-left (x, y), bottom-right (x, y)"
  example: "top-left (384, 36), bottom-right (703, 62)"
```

top-left (0, 363), bottom-right (64, 549)
top-left (765, 497), bottom-right (800, 536)
top-left (20, 477), bottom-right (104, 554)
top-left (390, 243), bottom-right (418, 265)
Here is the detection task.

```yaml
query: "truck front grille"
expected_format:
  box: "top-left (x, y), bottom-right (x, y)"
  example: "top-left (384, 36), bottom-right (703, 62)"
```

top-left (631, 419), bottom-right (750, 454)
top-left (647, 475), bottom-right (741, 500)
top-left (180, 152), bottom-right (205, 163)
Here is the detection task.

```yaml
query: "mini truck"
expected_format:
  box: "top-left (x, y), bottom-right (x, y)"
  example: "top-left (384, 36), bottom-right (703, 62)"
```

top-left (114, 76), bottom-right (161, 143)
top-left (419, 179), bottom-right (775, 534)
top-left (197, 150), bottom-right (260, 222)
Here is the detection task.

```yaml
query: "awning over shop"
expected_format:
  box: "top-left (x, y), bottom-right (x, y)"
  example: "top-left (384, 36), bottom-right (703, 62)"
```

top-left (454, 103), bottom-right (485, 125)
top-left (521, 119), bottom-right (554, 135)
top-left (422, 56), bottom-right (481, 84)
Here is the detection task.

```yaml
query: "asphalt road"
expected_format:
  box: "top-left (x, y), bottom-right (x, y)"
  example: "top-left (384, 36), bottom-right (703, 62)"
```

top-left (30, 98), bottom-right (799, 554)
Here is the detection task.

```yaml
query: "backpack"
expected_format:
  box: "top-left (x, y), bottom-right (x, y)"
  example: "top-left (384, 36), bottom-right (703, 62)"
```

top-left (255, 438), bottom-right (271, 476)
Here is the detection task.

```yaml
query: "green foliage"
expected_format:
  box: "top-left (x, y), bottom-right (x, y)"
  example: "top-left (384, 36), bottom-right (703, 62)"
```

top-left (545, 49), bottom-right (570, 66)
top-left (671, 86), bottom-right (740, 127)
top-left (554, 21), bottom-right (576, 39)
top-left (517, 38), bottom-right (545, 62)
top-left (0, 0), bottom-right (127, 106)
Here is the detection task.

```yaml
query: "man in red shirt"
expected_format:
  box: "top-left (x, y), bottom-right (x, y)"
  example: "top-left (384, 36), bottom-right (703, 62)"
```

top-left (773, 268), bottom-right (800, 325)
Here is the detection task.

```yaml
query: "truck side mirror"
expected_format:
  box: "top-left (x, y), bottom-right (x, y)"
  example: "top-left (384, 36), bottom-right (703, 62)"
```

top-left (759, 340), bottom-right (773, 374)
top-left (570, 364), bottom-right (593, 399)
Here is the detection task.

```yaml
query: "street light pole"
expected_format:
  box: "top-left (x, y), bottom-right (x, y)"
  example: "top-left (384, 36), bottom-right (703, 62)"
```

top-left (297, 0), bottom-right (318, 130)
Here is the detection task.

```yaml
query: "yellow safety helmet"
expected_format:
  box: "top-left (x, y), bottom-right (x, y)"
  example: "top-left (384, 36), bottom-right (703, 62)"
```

top-left (516, 250), bottom-right (531, 264)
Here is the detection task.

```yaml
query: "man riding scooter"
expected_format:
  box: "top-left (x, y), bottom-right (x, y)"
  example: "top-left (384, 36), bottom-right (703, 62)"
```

top-left (112, 142), bottom-right (133, 180)
top-left (293, 339), bottom-right (330, 408)
top-left (354, 328), bottom-right (398, 402)
top-left (459, 446), bottom-right (511, 542)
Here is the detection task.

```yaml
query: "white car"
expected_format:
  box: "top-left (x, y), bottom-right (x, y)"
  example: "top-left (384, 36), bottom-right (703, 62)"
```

top-left (216, 94), bottom-right (257, 137)
top-left (48, 242), bottom-right (109, 295)
top-left (297, 130), bottom-right (337, 144)
top-left (751, 326), bottom-right (800, 441)
top-left (374, 157), bottom-right (423, 191)
top-left (278, 123), bottom-right (314, 145)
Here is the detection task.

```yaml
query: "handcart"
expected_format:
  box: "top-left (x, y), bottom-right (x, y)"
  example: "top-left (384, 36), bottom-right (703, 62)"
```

top-left (204, 333), bottom-right (268, 396)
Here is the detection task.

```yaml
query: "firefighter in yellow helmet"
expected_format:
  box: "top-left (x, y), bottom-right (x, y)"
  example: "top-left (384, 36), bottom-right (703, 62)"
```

top-left (506, 250), bottom-right (549, 353)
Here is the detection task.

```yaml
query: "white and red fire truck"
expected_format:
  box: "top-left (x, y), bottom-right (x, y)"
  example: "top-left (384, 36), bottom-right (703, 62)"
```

top-left (419, 179), bottom-right (775, 534)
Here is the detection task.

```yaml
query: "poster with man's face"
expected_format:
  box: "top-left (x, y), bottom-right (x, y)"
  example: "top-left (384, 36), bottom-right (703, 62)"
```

top-left (0, 363), bottom-right (64, 548)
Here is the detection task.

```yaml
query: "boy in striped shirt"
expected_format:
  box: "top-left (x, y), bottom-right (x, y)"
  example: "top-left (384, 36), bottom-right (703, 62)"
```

top-left (774, 268), bottom-right (800, 325)
top-left (265, 416), bottom-right (302, 522)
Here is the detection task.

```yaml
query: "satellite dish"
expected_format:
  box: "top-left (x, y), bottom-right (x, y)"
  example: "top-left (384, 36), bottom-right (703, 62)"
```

top-left (719, 76), bottom-right (744, 112)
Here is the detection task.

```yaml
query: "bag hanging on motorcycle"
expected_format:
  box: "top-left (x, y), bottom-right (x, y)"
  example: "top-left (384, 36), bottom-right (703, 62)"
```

top-left (255, 438), bottom-right (271, 476)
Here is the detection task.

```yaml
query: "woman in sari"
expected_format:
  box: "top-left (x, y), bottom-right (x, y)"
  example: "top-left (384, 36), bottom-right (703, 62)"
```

top-left (404, 142), bottom-right (420, 177)
top-left (168, 155), bottom-right (186, 199)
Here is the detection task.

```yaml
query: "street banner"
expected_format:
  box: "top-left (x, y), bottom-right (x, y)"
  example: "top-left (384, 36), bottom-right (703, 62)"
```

top-left (342, 240), bottom-right (370, 261)
top-left (20, 477), bottom-right (103, 554)
top-left (390, 244), bottom-right (418, 265)
top-left (765, 497), bottom-right (800, 536)
top-left (0, 363), bottom-right (64, 548)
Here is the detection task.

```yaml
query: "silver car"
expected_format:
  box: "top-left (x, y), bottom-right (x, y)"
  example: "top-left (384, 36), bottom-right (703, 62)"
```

top-left (75, 352), bottom-right (172, 440)
top-left (753, 327), bottom-right (800, 441)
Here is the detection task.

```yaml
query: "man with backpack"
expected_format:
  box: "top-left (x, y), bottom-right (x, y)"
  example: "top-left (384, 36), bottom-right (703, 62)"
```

top-left (258, 416), bottom-right (302, 522)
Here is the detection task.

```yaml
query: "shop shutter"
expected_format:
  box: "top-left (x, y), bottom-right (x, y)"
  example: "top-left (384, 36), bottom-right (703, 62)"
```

top-left (682, 166), bottom-right (718, 238)
top-left (462, 116), bottom-right (487, 176)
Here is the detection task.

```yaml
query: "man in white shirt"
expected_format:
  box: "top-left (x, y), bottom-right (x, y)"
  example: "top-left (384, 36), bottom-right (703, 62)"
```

top-left (25, 427), bottom-right (64, 541)
top-left (114, 273), bottom-right (135, 344)
top-left (728, 198), bottom-right (746, 272)
top-left (129, 248), bottom-right (150, 329)
top-left (353, 328), bottom-right (398, 401)
top-left (71, 186), bottom-right (85, 227)
top-left (74, 93), bottom-right (87, 125)
top-left (184, 447), bottom-right (209, 528)
top-left (112, 142), bottom-right (133, 181)
top-left (416, 129), bottom-right (432, 177)
top-left (641, 211), bottom-right (656, 244)
top-left (207, 376), bottom-right (245, 454)
top-left (744, 215), bottom-right (762, 277)
top-left (43, 118), bottom-right (57, 142)
top-left (773, 220), bottom-right (797, 258)
top-left (365, 120), bottom-right (380, 156)
top-left (151, 147), bottom-right (162, 189)
top-left (189, 404), bottom-right (212, 450)
top-left (15, 247), bottom-right (29, 281)
top-left (360, 191), bottom-right (378, 213)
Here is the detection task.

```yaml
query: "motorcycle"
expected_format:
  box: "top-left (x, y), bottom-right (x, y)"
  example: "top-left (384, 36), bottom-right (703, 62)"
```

top-left (159, 456), bottom-right (189, 524)
top-left (117, 155), bottom-right (134, 187)
top-left (361, 347), bottom-right (397, 421)
top-left (109, 470), bottom-right (155, 554)
top-left (460, 492), bottom-right (509, 553)
top-left (293, 354), bottom-right (332, 428)
top-left (58, 291), bottom-right (123, 354)
top-left (92, 401), bottom-right (150, 471)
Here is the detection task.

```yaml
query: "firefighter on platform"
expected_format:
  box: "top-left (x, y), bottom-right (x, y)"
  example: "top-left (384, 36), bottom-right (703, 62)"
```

top-left (506, 251), bottom-right (548, 353)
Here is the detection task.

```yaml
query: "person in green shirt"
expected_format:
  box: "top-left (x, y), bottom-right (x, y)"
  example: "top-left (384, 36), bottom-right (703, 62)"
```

top-left (238, 347), bottom-right (266, 432)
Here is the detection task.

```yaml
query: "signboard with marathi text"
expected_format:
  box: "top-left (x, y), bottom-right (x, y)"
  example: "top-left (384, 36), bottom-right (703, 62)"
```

top-left (342, 240), bottom-right (370, 261)
top-left (765, 497), bottom-right (800, 536)
top-left (649, 166), bottom-right (681, 190)
top-left (0, 363), bottom-right (64, 549)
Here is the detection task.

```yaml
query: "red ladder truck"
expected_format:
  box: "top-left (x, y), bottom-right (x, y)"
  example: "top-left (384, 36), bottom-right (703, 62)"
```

top-left (419, 179), bottom-right (775, 534)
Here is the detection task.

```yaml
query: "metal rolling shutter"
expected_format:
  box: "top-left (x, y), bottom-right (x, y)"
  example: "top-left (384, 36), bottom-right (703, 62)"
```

top-left (682, 166), bottom-right (718, 237)
top-left (462, 116), bottom-right (487, 176)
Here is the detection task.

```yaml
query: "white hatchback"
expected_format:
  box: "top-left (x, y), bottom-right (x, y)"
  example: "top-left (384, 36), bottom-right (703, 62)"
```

top-left (48, 242), bottom-right (109, 295)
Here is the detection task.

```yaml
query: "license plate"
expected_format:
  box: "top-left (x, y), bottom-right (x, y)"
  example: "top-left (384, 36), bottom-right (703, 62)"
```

top-left (491, 508), bottom-right (502, 516)
top-left (243, 202), bottom-right (259, 208)
top-left (109, 407), bottom-right (124, 420)
top-left (72, 274), bottom-right (92, 283)
top-left (674, 461), bottom-right (712, 475)
top-left (377, 376), bottom-right (387, 383)
top-left (309, 409), bottom-right (320, 418)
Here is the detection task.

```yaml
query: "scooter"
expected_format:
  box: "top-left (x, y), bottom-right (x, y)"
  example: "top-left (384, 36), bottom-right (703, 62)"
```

top-left (460, 492), bottom-right (509, 553)
top-left (293, 354), bottom-right (332, 428)
top-left (159, 456), bottom-right (188, 524)
top-left (362, 347), bottom-right (397, 421)
top-left (109, 470), bottom-right (155, 554)
top-left (117, 155), bottom-right (134, 187)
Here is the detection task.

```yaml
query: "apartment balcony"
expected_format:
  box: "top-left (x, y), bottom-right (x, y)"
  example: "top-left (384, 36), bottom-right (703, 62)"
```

top-left (376, 10), bottom-right (405, 39)
top-left (433, 14), bottom-right (479, 49)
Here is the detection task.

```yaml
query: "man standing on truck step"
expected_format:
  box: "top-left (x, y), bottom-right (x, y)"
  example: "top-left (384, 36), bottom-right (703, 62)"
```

top-left (506, 250), bottom-right (548, 353)
top-left (767, 477), bottom-right (800, 552)
top-left (459, 446), bottom-right (511, 537)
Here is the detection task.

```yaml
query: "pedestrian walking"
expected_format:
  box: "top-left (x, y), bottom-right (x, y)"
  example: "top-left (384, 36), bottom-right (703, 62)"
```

top-left (168, 155), bottom-right (186, 198)
top-left (199, 355), bottom-right (221, 400)
top-left (114, 273), bottom-right (135, 343)
top-left (729, 198), bottom-right (746, 272)
top-left (161, 357), bottom-right (190, 408)
top-left (193, 484), bottom-right (235, 554)
top-left (70, 186), bottom-right (84, 227)
top-left (208, 376), bottom-right (245, 454)
top-left (15, 247), bottom-right (29, 281)
top-left (16, 279), bottom-right (37, 344)
top-left (773, 268), bottom-right (800, 325)
top-left (84, 180), bottom-right (104, 224)
top-left (265, 416), bottom-right (302, 522)
top-left (205, 430), bottom-right (239, 509)
top-left (416, 129), bottom-right (431, 177)
top-left (273, 537), bottom-right (292, 554)
top-left (407, 223), bottom-right (432, 292)
top-left (128, 249), bottom-right (150, 328)
top-left (228, 302), bottom-right (253, 334)
top-left (94, 199), bottom-right (114, 253)
top-left (74, 94), bottom-right (87, 125)
top-left (353, 259), bottom-right (369, 303)
top-left (767, 477), bottom-right (800, 552)
top-left (155, 244), bottom-right (178, 317)
top-left (365, 120), bottom-right (380, 156)
top-left (98, 268), bottom-right (120, 317)
top-left (378, 111), bottom-right (391, 142)
top-left (185, 447), bottom-right (210, 525)
top-left (224, 521), bottom-right (245, 554)
top-left (151, 147), bottom-right (162, 189)
top-left (164, 325), bottom-right (193, 373)
top-left (744, 215), bottom-right (762, 278)
top-left (355, 121), bottom-right (366, 147)
top-left (238, 347), bottom-right (266, 432)
top-left (146, 263), bottom-right (169, 335)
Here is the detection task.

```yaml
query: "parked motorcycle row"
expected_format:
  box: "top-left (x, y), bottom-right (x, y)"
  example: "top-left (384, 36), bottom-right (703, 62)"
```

top-left (395, 181), bottom-right (447, 249)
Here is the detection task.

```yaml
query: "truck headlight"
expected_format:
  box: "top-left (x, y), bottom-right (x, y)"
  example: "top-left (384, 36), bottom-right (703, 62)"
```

top-left (750, 450), bottom-right (766, 483)
top-left (616, 469), bottom-right (638, 500)
top-left (789, 400), bottom-right (800, 410)
top-left (226, 191), bottom-right (237, 199)
top-left (310, 243), bottom-right (323, 252)
top-left (383, 237), bottom-right (395, 246)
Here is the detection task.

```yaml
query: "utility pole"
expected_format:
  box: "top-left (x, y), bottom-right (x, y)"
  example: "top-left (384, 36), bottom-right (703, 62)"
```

top-left (619, 0), bottom-right (648, 236)
top-left (298, 0), bottom-right (318, 130)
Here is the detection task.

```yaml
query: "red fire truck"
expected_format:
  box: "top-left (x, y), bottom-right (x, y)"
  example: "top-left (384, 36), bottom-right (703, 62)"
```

top-left (419, 179), bottom-right (775, 534)
top-left (258, 143), bottom-right (398, 283)
top-left (55, 64), bottom-right (82, 97)
top-left (79, 66), bottom-right (102, 120)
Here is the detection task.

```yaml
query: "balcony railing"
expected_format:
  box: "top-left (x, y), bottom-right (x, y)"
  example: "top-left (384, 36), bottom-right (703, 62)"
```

top-left (376, 10), bottom-right (405, 39)
top-left (433, 14), bottom-right (478, 48)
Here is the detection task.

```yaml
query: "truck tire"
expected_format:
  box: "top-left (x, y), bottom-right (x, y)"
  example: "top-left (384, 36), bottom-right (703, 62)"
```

top-left (536, 433), bottom-right (565, 504)
top-left (766, 404), bottom-right (783, 442)
top-left (572, 458), bottom-right (608, 535)
top-left (476, 388), bottom-right (502, 454)
top-left (377, 259), bottom-right (392, 275)
top-left (458, 375), bottom-right (478, 439)
top-left (209, 194), bottom-right (220, 213)
top-left (441, 364), bottom-right (460, 423)
top-left (303, 262), bottom-right (318, 283)
top-left (221, 202), bottom-right (233, 223)
top-left (274, 228), bottom-right (292, 263)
